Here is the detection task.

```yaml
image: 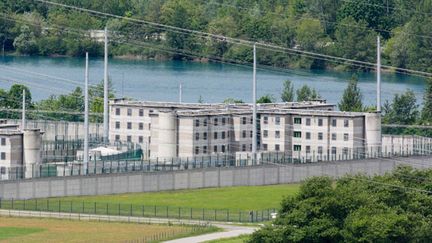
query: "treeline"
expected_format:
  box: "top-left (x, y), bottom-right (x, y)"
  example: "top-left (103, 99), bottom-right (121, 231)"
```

top-left (0, 81), bottom-right (114, 122)
top-left (1, 0), bottom-right (432, 72)
top-left (249, 166), bottom-right (432, 242)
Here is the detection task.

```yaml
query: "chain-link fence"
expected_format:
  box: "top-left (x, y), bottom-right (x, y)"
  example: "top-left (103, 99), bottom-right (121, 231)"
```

top-left (0, 198), bottom-right (276, 223)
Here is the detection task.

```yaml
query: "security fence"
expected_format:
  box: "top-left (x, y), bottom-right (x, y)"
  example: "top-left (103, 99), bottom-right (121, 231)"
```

top-left (2, 141), bottom-right (432, 181)
top-left (0, 198), bottom-right (276, 223)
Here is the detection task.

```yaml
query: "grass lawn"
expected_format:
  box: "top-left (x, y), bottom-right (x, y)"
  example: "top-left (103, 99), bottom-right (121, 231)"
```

top-left (56, 184), bottom-right (300, 211)
top-left (0, 227), bottom-right (45, 240)
top-left (0, 217), bottom-right (216, 242)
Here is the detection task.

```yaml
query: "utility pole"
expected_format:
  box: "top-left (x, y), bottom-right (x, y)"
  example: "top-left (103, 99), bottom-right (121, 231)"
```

top-left (252, 43), bottom-right (257, 157)
top-left (21, 89), bottom-right (25, 130)
top-left (377, 36), bottom-right (381, 113)
top-left (84, 52), bottom-right (89, 173)
top-left (179, 82), bottom-right (183, 103)
top-left (103, 26), bottom-right (109, 144)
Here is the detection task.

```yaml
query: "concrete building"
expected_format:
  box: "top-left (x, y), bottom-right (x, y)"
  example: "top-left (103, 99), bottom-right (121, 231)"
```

top-left (109, 99), bottom-right (381, 161)
top-left (0, 120), bottom-right (43, 180)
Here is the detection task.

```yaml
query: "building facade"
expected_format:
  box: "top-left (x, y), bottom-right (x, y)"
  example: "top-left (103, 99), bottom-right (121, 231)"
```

top-left (109, 99), bottom-right (380, 161)
top-left (0, 120), bottom-right (43, 180)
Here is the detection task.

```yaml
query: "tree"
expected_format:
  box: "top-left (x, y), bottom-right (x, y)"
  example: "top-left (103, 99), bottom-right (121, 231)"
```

top-left (7, 84), bottom-right (32, 109)
top-left (223, 98), bottom-right (244, 104)
top-left (332, 17), bottom-right (377, 68)
top-left (383, 90), bottom-right (418, 125)
top-left (13, 25), bottom-right (38, 55)
top-left (89, 79), bottom-right (116, 113)
top-left (421, 79), bottom-right (432, 124)
top-left (281, 80), bottom-right (294, 102)
top-left (338, 76), bottom-right (363, 112)
top-left (296, 85), bottom-right (320, 102)
top-left (257, 95), bottom-right (276, 104)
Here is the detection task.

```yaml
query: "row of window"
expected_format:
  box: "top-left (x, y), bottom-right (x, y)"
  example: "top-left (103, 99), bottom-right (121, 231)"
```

top-left (114, 135), bottom-right (148, 144)
top-left (293, 145), bottom-right (350, 155)
top-left (263, 116), bottom-right (281, 125)
top-left (195, 145), bottom-right (228, 154)
top-left (195, 130), bottom-right (254, 141)
top-left (293, 117), bottom-right (350, 127)
top-left (293, 131), bottom-right (350, 141)
top-left (195, 117), bottom-right (253, 127)
top-left (115, 122), bottom-right (151, 130)
top-left (115, 108), bottom-right (147, 117)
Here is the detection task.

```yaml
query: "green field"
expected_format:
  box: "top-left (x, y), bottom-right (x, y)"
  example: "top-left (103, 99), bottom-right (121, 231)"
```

top-left (56, 184), bottom-right (300, 211)
top-left (206, 235), bottom-right (249, 243)
top-left (0, 185), bottom-right (299, 223)
top-left (0, 227), bottom-right (45, 240)
top-left (0, 217), bottom-right (215, 242)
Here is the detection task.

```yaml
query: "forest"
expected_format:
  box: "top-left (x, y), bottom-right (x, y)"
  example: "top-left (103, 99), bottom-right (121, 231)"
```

top-left (1, 0), bottom-right (432, 72)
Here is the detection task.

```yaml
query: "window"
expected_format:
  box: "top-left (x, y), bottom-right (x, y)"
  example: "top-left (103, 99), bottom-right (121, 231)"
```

top-left (306, 146), bottom-right (311, 153)
top-left (139, 136), bottom-right (143, 143)
top-left (343, 147), bottom-right (349, 156)
top-left (127, 122), bottom-right (132, 130)
top-left (293, 131), bottom-right (302, 138)
top-left (0, 167), bottom-right (5, 174)
top-left (115, 122), bottom-right (120, 129)
top-left (294, 117), bottom-right (302, 124)
top-left (222, 117), bottom-right (226, 125)
top-left (306, 118), bottom-right (311, 126)
top-left (275, 131), bottom-right (281, 139)
top-left (115, 135), bottom-right (120, 141)
top-left (263, 116), bottom-right (268, 124)
top-left (149, 137), bottom-right (151, 144)
top-left (242, 130), bottom-right (247, 138)
top-left (214, 118), bottom-right (218, 126)
top-left (127, 109), bottom-right (132, 116)
top-left (242, 144), bottom-right (246, 152)
top-left (275, 144), bottom-right (280, 151)
top-left (242, 117), bottom-right (247, 125)
top-left (139, 123), bottom-right (144, 130)
top-left (221, 145), bottom-right (226, 153)
top-left (127, 136), bottom-right (132, 142)
top-left (195, 146), bottom-right (200, 155)
top-left (332, 119), bottom-right (337, 127)
top-left (115, 108), bottom-right (120, 115)
top-left (214, 132), bottom-right (218, 140)
top-left (318, 146), bottom-right (323, 154)
top-left (0, 138), bottom-right (5, 146)
top-left (139, 109), bottom-right (144, 117)
top-left (203, 132), bottom-right (207, 140)
top-left (332, 133), bottom-right (337, 141)
top-left (222, 131), bottom-right (226, 139)
top-left (344, 119), bottom-right (349, 127)
top-left (249, 144), bottom-right (252, 151)
top-left (195, 133), bottom-right (200, 141)
top-left (318, 118), bottom-right (323, 126)
top-left (250, 131), bottom-right (253, 138)
top-left (203, 119), bottom-right (207, 127)
top-left (263, 144), bottom-right (268, 151)
top-left (203, 146), bottom-right (207, 154)
top-left (195, 119), bottom-right (200, 127)
top-left (148, 124), bottom-right (151, 130)
top-left (250, 117), bottom-right (253, 124)
top-left (332, 147), bottom-right (337, 155)
top-left (214, 145), bottom-right (218, 153)
top-left (263, 130), bottom-right (268, 138)
top-left (344, 133), bottom-right (349, 141)
top-left (318, 133), bottom-right (323, 140)
top-left (306, 132), bottom-right (311, 140)
top-left (275, 117), bottom-right (281, 125)
top-left (294, 145), bottom-right (301, 151)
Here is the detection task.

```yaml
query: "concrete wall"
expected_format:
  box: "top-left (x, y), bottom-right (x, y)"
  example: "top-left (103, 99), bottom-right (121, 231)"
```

top-left (7, 120), bottom-right (102, 141)
top-left (0, 156), bottom-right (431, 200)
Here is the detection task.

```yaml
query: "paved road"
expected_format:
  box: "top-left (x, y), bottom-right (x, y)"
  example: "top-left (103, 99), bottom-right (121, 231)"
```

top-left (165, 224), bottom-right (258, 243)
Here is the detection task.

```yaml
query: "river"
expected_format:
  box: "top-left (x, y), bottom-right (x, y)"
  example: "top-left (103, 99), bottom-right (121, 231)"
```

top-left (0, 55), bottom-right (426, 106)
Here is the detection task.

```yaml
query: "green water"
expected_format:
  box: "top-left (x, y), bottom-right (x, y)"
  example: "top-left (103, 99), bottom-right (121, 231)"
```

top-left (0, 55), bottom-right (425, 105)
